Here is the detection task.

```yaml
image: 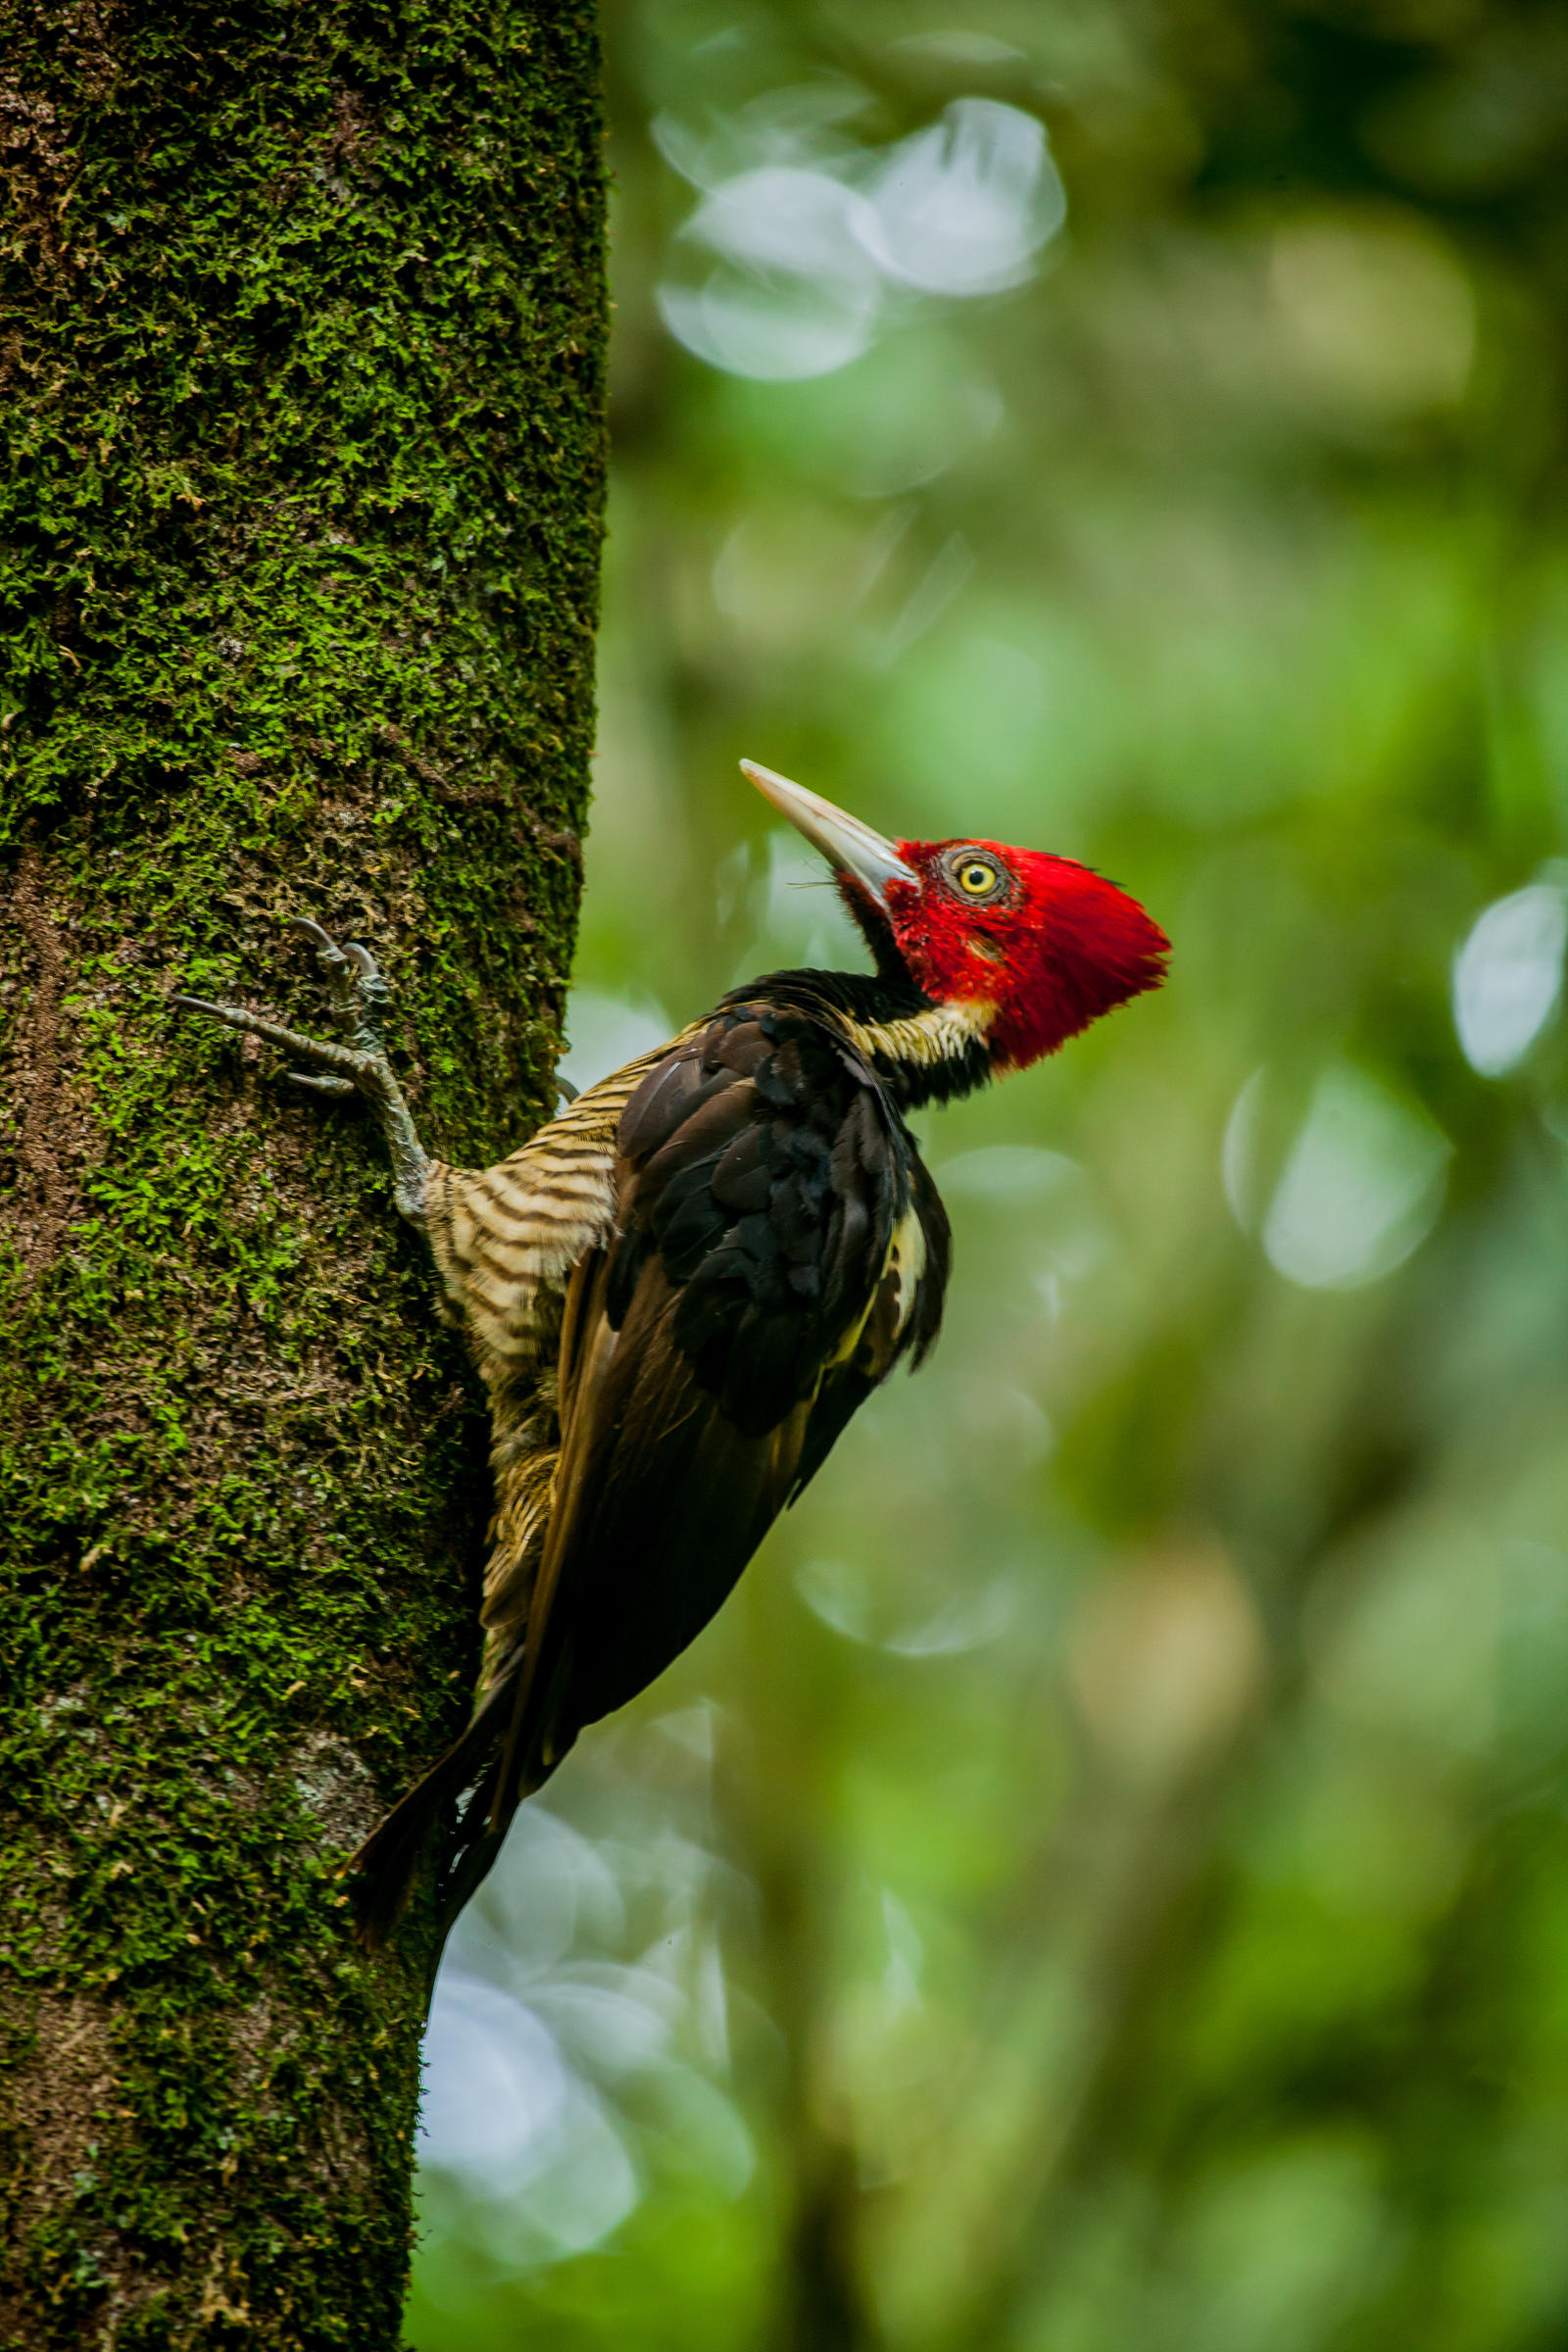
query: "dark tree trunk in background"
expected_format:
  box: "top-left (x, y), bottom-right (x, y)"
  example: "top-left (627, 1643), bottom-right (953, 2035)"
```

top-left (0, 3), bottom-right (604, 2342)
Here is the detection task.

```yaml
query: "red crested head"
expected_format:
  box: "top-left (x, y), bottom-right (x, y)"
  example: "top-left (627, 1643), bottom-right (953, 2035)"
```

top-left (741, 761), bottom-right (1168, 1074)
top-left (879, 837), bottom-right (1169, 1069)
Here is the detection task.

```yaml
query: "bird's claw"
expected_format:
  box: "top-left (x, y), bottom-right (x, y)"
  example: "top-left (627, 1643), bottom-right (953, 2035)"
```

top-left (174, 915), bottom-right (432, 1223)
top-left (175, 919), bottom-right (432, 1218)
top-left (174, 916), bottom-right (395, 1081)
top-left (289, 916), bottom-right (337, 956)
top-left (281, 919), bottom-right (389, 1048)
top-left (173, 991), bottom-right (365, 1080)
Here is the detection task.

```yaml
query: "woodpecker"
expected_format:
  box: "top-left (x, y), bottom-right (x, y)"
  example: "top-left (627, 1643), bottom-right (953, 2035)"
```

top-left (177, 762), bottom-right (1168, 1940)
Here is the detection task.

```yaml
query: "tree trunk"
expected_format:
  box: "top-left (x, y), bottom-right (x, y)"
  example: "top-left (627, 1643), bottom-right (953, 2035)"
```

top-left (0, 4), bottom-right (604, 2342)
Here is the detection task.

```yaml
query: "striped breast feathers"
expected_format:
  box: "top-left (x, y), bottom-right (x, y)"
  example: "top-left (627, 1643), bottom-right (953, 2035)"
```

top-left (425, 1043), bottom-right (676, 1371)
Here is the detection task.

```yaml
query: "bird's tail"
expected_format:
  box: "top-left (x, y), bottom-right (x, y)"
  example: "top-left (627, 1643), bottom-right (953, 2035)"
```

top-left (344, 1680), bottom-right (521, 1949)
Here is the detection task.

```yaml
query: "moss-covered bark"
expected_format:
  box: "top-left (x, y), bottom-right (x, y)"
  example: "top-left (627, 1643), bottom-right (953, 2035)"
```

top-left (0, 2), bottom-right (604, 2341)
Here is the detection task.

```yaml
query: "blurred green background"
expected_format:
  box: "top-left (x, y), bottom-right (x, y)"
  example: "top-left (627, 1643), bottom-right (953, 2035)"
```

top-left (407, 3), bottom-right (1568, 2346)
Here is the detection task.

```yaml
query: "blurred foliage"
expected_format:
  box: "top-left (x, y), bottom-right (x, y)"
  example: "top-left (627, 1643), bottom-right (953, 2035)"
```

top-left (407, 2), bottom-right (1568, 2346)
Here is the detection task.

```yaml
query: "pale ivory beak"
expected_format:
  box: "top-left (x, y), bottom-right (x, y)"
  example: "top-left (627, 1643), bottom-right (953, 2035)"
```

top-left (741, 760), bottom-right (918, 908)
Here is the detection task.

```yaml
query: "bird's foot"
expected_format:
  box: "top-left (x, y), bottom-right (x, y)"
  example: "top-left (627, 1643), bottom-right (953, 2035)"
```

top-left (290, 917), bottom-right (396, 1063)
top-left (175, 919), bottom-right (432, 1222)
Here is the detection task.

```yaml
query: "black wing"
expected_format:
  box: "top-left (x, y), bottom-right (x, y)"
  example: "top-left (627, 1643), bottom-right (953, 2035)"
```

top-left (493, 997), bottom-right (950, 1793)
top-left (350, 996), bottom-right (949, 1942)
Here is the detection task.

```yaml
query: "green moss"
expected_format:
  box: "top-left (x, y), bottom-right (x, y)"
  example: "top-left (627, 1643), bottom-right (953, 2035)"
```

top-left (0, 1), bottom-right (604, 2341)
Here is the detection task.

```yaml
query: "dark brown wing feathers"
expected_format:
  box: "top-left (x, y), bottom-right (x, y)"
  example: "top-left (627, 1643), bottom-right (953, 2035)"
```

top-left (501, 999), bottom-right (948, 1750)
top-left (354, 992), bottom-right (950, 1941)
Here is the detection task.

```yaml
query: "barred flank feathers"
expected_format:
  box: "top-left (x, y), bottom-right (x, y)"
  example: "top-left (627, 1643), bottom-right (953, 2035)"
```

top-left (349, 1045), bottom-right (683, 1937)
top-left (423, 1036), bottom-right (683, 1614)
top-left (347, 992), bottom-right (958, 1944)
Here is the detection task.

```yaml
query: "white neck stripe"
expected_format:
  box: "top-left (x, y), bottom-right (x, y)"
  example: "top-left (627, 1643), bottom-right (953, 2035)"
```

top-left (837, 997), bottom-right (993, 1070)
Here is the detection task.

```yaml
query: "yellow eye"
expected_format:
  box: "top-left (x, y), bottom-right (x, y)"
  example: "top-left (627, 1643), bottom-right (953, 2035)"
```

top-left (956, 858), bottom-right (998, 895)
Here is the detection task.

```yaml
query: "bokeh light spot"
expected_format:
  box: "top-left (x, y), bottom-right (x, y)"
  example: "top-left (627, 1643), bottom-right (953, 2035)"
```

top-left (1259, 1064), bottom-right (1449, 1291)
top-left (1451, 879), bottom-right (1568, 1077)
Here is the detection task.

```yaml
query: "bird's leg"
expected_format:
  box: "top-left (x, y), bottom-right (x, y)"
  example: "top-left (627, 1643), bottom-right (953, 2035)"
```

top-left (175, 919), bottom-right (432, 1224)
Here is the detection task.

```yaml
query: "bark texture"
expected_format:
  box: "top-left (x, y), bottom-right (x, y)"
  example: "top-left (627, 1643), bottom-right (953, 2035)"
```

top-left (0, 3), bottom-right (604, 2343)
